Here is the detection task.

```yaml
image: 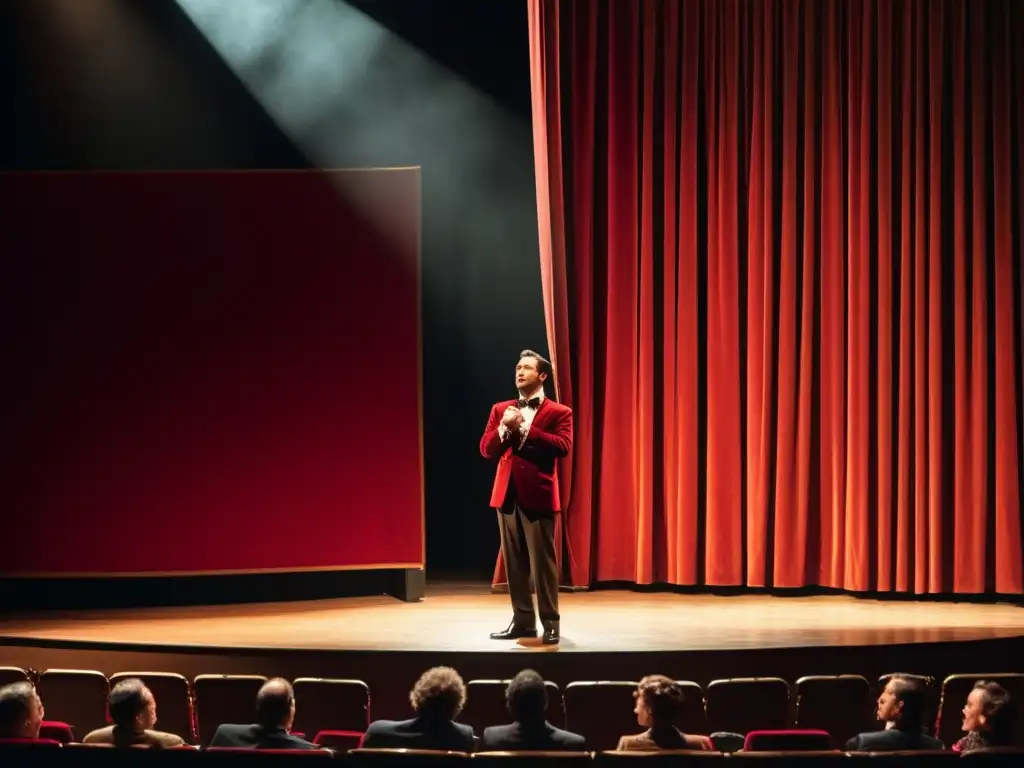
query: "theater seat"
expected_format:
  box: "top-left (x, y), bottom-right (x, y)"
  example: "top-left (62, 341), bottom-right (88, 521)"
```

top-left (0, 667), bottom-right (30, 687)
top-left (291, 678), bottom-right (369, 745)
top-left (564, 681), bottom-right (706, 752)
top-left (727, 750), bottom-right (846, 765)
top-left (350, 748), bottom-right (471, 768)
top-left (705, 678), bottom-right (789, 735)
top-left (742, 730), bottom-right (832, 752)
top-left (793, 675), bottom-right (873, 748)
top-left (109, 671), bottom-right (194, 743)
top-left (596, 751), bottom-right (724, 767)
top-left (38, 721), bottom-right (74, 744)
top-left (36, 669), bottom-right (110, 740)
top-left (463, 679), bottom-right (565, 733)
top-left (474, 750), bottom-right (594, 768)
top-left (313, 730), bottom-right (365, 751)
top-left (193, 674), bottom-right (267, 746)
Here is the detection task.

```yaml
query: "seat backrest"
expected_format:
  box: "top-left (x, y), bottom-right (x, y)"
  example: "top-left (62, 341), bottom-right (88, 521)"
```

top-left (0, 667), bottom-right (30, 687)
top-left (726, 750), bottom-right (848, 766)
top-left (564, 681), bottom-right (706, 752)
top-left (742, 729), bottom-right (832, 752)
top-left (594, 751), bottom-right (724, 768)
top-left (109, 671), bottom-right (195, 744)
top-left (705, 678), bottom-right (789, 735)
top-left (192, 674), bottom-right (267, 746)
top-left (291, 678), bottom-right (369, 739)
top-left (38, 721), bottom-right (74, 744)
top-left (853, 750), bottom-right (960, 766)
top-left (36, 669), bottom-right (110, 740)
top-left (462, 679), bottom-right (565, 733)
top-left (793, 675), bottom-right (873, 748)
top-left (937, 674), bottom-right (1024, 748)
top-left (473, 751), bottom-right (594, 768)
top-left (349, 748), bottom-right (470, 768)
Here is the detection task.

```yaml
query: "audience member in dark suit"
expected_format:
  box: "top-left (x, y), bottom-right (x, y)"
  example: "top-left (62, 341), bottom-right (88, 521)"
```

top-left (480, 669), bottom-right (585, 751)
top-left (616, 675), bottom-right (712, 751)
top-left (0, 681), bottom-right (44, 740)
top-left (361, 666), bottom-right (475, 751)
top-left (83, 678), bottom-right (184, 748)
top-left (953, 680), bottom-right (1015, 753)
top-left (845, 675), bottom-right (945, 752)
top-left (209, 678), bottom-right (319, 750)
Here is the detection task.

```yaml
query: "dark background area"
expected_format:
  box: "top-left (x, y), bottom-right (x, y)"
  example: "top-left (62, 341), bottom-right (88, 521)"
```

top-left (0, 0), bottom-right (545, 579)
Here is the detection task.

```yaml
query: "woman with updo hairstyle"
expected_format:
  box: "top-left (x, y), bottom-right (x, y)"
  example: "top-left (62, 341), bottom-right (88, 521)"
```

top-left (616, 674), bottom-right (712, 751)
top-left (954, 680), bottom-right (1015, 752)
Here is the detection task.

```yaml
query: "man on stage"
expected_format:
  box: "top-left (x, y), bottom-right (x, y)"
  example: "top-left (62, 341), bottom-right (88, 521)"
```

top-left (480, 349), bottom-right (573, 645)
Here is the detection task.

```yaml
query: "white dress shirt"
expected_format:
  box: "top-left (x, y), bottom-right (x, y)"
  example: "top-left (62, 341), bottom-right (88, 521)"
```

top-left (498, 389), bottom-right (544, 448)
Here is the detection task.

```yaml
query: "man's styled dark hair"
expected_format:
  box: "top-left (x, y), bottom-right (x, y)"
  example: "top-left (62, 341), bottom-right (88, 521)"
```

top-left (888, 675), bottom-right (927, 728)
top-left (506, 669), bottom-right (547, 723)
top-left (108, 678), bottom-right (150, 728)
top-left (256, 678), bottom-right (294, 728)
top-left (0, 681), bottom-right (36, 737)
top-left (519, 349), bottom-right (553, 378)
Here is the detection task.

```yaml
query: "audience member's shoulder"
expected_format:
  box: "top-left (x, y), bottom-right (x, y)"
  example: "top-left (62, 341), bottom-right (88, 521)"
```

top-left (558, 727), bottom-right (586, 748)
top-left (616, 733), bottom-right (648, 751)
top-left (147, 729), bottom-right (185, 747)
top-left (82, 726), bottom-right (114, 744)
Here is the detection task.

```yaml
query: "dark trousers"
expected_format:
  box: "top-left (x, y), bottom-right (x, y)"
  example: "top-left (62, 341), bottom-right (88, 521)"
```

top-left (497, 478), bottom-right (559, 628)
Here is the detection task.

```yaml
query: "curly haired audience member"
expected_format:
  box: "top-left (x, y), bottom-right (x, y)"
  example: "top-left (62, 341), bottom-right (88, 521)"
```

top-left (83, 678), bottom-right (184, 748)
top-left (616, 675), bottom-right (712, 751)
top-left (954, 681), bottom-right (1015, 753)
top-left (362, 666), bottom-right (475, 751)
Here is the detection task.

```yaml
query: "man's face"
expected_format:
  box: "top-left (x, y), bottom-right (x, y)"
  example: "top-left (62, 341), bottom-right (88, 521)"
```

top-left (138, 689), bottom-right (157, 731)
top-left (515, 356), bottom-right (546, 393)
top-left (25, 692), bottom-right (44, 739)
top-left (877, 680), bottom-right (902, 723)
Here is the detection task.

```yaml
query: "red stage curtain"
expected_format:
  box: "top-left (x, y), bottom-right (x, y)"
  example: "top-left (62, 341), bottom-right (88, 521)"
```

top-left (525, 0), bottom-right (1024, 594)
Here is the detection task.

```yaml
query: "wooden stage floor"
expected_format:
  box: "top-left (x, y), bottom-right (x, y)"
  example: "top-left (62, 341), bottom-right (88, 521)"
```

top-left (1, 582), bottom-right (1022, 654)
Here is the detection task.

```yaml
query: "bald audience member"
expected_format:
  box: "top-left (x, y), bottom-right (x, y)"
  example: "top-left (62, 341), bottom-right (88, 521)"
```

top-left (83, 678), bottom-right (184, 748)
top-left (0, 681), bottom-right (44, 740)
top-left (209, 678), bottom-right (319, 750)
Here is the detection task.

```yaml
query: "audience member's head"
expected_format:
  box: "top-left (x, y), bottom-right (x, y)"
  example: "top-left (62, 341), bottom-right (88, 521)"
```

top-left (256, 678), bottom-right (296, 732)
top-left (633, 675), bottom-right (683, 728)
top-left (409, 666), bottom-right (466, 721)
top-left (506, 669), bottom-right (548, 725)
top-left (963, 680), bottom-right (1015, 746)
top-left (876, 675), bottom-right (928, 730)
top-left (108, 678), bottom-right (157, 732)
top-left (0, 681), bottom-right (44, 739)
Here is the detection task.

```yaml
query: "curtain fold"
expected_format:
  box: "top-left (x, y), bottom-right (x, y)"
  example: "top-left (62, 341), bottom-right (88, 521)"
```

top-left (525, 0), bottom-right (1024, 595)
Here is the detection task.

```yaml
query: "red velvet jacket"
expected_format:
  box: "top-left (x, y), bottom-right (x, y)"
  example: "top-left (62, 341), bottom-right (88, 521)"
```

top-left (479, 398), bottom-right (573, 511)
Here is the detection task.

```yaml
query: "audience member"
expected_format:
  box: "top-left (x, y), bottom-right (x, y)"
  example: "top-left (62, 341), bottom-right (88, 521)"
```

top-left (954, 680), bottom-right (1015, 753)
top-left (480, 669), bottom-right (585, 751)
top-left (616, 674), bottom-right (712, 751)
top-left (83, 678), bottom-right (184, 748)
top-left (0, 681), bottom-right (44, 740)
top-left (844, 675), bottom-right (944, 751)
top-left (361, 666), bottom-right (475, 750)
top-left (209, 678), bottom-right (319, 749)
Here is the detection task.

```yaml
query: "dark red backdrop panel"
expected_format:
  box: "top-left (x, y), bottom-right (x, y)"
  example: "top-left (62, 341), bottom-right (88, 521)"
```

top-left (0, 169), bottom-right (423, 575)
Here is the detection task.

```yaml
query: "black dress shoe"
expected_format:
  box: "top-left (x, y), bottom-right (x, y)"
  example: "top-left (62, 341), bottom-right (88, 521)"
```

top-left (542, 625), bottom-right (560, 645)
top-left (490, 621), bottom-right (537, 640)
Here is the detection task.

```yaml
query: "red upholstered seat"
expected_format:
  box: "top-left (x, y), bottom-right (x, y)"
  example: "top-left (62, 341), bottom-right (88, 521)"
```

top-left (193, 674), bottom-right (267, 746)
top-left (793, 675), bottom-right (873, 748)
top-left (742, 729), bottom-right (833, 752)
top-left (291, 678), bottom-right (370, 744)
top-left (38, 720), bottom-right (74, 744)
top-left (0, 737), bottom-right (62, 746)
top-left (36, 669), bottom-right (110, 740)
top-left (705, 678), bottom-right (790, 735)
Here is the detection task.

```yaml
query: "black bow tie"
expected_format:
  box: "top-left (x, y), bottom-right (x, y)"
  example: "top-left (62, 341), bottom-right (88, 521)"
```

top-left (517, 397), bottom-right (541, 409)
